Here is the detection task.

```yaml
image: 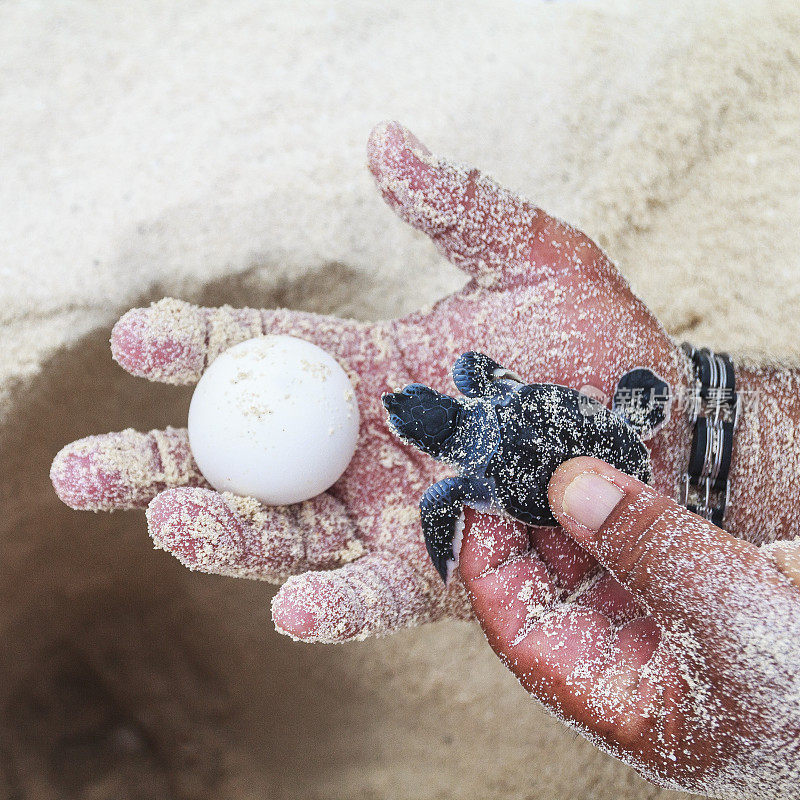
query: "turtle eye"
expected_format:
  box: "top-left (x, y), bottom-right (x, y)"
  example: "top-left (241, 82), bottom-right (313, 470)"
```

top-left (422, 407), bottom-right (447, 437)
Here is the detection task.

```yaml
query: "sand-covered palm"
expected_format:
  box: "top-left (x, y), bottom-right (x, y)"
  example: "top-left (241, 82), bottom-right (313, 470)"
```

top-left (51, 122), bottom-right (691, 642)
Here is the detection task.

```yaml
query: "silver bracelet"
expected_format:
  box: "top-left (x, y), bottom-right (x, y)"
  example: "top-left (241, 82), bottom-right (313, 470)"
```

top-left (679, 343), bottom-right (737, 527)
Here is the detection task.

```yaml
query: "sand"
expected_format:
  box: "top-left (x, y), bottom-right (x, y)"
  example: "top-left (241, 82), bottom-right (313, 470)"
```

top-left (2, 0), bottom-right (800, 797)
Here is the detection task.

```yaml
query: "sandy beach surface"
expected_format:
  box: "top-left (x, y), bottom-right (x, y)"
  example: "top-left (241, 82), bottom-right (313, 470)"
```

top-left (2, 1), bottom-right (800, 797)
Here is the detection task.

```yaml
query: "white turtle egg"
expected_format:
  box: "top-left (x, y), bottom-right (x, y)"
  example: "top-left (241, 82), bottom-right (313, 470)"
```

top-left (187, 335), bottom-right (359, 505)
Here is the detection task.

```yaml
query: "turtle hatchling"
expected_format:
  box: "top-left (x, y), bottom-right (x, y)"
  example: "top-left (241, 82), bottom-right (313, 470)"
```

top-left (382, 352), bottom-right (669, 583)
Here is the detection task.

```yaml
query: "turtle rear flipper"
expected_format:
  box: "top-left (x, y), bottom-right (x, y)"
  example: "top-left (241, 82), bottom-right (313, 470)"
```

top-left (453, 352), bottom-right (524, 398)
top-left (612, 367), bottom-right (671, 440)
top-left (420, 476), bottom-right (494, 583)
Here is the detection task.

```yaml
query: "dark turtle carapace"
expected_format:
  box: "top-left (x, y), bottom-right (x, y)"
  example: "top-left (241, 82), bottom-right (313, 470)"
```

top-left (382, 352), bottom-right (669, 583)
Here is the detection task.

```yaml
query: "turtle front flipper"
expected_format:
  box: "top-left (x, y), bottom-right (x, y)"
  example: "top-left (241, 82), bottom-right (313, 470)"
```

top-left (452, 352), bottom-right (524, 398)
top-left (420, 476), bottom-right (494, 584)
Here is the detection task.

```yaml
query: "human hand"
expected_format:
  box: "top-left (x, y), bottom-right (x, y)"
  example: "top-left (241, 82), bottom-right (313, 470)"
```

top-left (460, 456), bottom-right (800, 799)
top-left (51, 120), bottom-right (692, 643)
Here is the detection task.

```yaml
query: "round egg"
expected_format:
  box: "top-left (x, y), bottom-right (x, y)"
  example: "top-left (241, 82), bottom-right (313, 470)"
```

top-left (188, 335), bottom-right (359, 505)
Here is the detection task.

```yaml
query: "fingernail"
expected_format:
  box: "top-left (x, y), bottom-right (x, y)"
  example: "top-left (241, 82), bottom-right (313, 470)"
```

top-left (562, 472), bottom-right (625, 533)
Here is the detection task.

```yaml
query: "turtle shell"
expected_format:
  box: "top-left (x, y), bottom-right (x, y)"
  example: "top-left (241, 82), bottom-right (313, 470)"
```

top-left (484, 383), bottom-right (651, 526)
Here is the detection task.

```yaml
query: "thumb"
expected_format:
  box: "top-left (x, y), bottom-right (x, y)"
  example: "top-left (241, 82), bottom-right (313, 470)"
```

top-left (548, 456), bottom-right (797, 656)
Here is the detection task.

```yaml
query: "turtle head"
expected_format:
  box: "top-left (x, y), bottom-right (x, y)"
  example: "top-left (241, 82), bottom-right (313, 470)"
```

top-left (382, 384), bottom-right (462, 459)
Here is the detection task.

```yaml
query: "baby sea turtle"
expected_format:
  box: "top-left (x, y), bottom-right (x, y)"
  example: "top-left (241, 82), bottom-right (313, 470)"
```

top-left (382, 352), bottom-right (669, 583)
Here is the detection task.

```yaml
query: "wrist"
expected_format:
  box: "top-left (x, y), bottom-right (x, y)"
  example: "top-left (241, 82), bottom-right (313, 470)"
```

top-left (724, 362), bottom-right (800, 542)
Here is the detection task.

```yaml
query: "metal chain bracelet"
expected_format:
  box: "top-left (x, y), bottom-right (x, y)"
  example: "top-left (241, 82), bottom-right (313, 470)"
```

top-left (679, 343), bottom-right (738, 527)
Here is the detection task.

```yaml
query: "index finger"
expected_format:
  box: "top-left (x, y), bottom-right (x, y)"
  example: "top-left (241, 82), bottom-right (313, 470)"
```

top-left (111, 298), bottom-right (380, 385)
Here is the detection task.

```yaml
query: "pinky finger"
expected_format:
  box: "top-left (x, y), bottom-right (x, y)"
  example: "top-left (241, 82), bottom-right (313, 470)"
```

top-left (271, 553), bottom-right (444, 643)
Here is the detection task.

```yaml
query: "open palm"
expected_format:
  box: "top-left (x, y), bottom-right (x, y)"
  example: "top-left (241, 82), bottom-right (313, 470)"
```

top-left (51, 121), bottom-right (691, 642)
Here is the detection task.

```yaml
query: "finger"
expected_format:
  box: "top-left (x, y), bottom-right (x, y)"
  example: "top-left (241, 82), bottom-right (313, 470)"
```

top-left (367, 120), bottom-right (610, 288)
top-left (111, 297), bottom-right (376, 385)
top-left (574, 572), bottom-right (642, 625)
top-left (762, 539), bottom-right (800, 589)
top-left (530, 527), bottom-right (642, 623)
top-left (459, 512), bottom-right (640, 626)
top-left (51, 427), bottom-right (205, 511)
top-left (147, 487), bottom-right (364, 582)
top-left (271, 552), bottom-right (444, 643)
top-left (459, 510), bottom-right (667, 743)
top-left (457, 510), bottom-right (559, 648)
top-left (548, 456), bottom-right (800, 657)
top-left (529, 525), bottom-right (598, 593)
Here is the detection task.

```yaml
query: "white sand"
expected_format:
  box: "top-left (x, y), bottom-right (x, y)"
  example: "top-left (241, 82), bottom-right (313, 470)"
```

top-left (1, 0), bottom-right (799, 797)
